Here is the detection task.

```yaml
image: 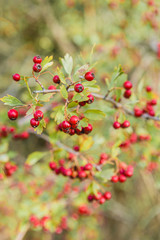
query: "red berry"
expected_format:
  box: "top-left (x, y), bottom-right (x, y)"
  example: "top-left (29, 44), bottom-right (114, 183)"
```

top-left (85, 72), bottom-right (95, 81)
top-left (8, 127), bottom-right (15, 133)
top-left (8, 109), bottom-right (18, 120)
top-left (113, 121), bottom-right (121, 129)
top-left (123, 81), bottom-right (132, 90)
top-left (94, 192), bottom-right (103, 200)
top-left (99, 197), bottom-right (106, 204)
top-left (78, 170), bottom-right (87, 179)
top-left (69, 128), bottom-right (75, 135)
top-left (34, 110), bottom-right (43, 121)
top-left (84, 163), bottom-right (93, 171)
top-left (30, 118), bottom-right (39, 128)
top-left (49, 162), bottom-right (57, 170)
top-left (73, 145), bottom-right (79, 151)
top-left (79, 101), bottom-right (86, 106)
top-left (121, 120), bottom-right (130, 128)
top-left (53, 75), bottom-right (60, 84)
top-left (88, 194), bottom-right (94, 202)
top-left (123, 90), bottom-right (132, 98)
top-left (83, 124), bottom-right (93, 134)
top-left (146, 86), bottom-right (152, 92)
top-left (119, 174), bottom-right (126, 183)
top-left (48, 85), bottom-right (56, 90)
top-left (134, 107), bottom-right (143, 117)
top-left (12, 73), bottom-right (20, 81)
top-left (111, 175), bottom-right (119, 183)
top-left (74, 83), bottom-right (84, 93)
top-left (70, 115), bottom-right (79, 125)
top-left (33, 55), bottom-right (42, 63)
top-left (64, 168), bottom-right (72, 176)
top-left (33, 63), bottom-right (42, 72)
top-left (20, 131), bottom-right (29, 139)
top-left (150, 99), bottom-right (157, 106)
top-left (62, 121), bottom-right (71, 129)
top-left (76, 127), bottom-right (83, 135)
top-left (125, 169), bottom-right (133, 177)
top-left (87, 94), bottom-right (94, 104)
top-left (148, 109), bottom-right (155, 116)
top-left (103, 191), bottom-right (112, 200)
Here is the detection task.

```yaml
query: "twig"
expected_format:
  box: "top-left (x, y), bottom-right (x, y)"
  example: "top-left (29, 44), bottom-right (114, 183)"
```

top-left (32, 89), bottom-right (160, 122)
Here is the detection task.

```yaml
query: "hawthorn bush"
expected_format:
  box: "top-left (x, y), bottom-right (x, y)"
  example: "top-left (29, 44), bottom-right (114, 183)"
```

top-left (1, 0), bottom-right (160, 240)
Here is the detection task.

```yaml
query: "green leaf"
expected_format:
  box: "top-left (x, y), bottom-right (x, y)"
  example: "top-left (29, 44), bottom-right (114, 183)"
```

top-left (79, 136), bottom-right (94, 151)
top-left (41, 56), bottom-right (53, 68)
top-left (0, 95), bottom-right (24, 107)
top-left (26, 151), bottom-right (48, 165)
top-left (85, 85), bottom-right (100, 93)
top-left (36, 119), bottom-right (46, 135)
top-left (79, 118), bottom-right (88, 127)
top-left (60, 85), bottom-right (68, 99)
top-left (82, 80), bottom-right (97, 87)
top-left (41, 62), bottom-right (53, 73)
top-left (96, 168), bottom-right (114, 182)
top-left (89, 182), bottom-right (100, 195)
top-left (110, 65), bottom-right (124, 88)
top-left (39, 93), bottom-right (53, 102)
top-left (75, 64), bottom-right (89, 75)
top-left (56, 67), bottom-right (66, 84)
top-left (68, 101), bottom-right (78, 108)
top-left (25, 107), bottom-right (34, 116)
top-left (84, 109), bottom-right (106, 120)
top-left (55, 108), bottom-right (65, 124)
top-left (60, 53), bottom-right (73, 75)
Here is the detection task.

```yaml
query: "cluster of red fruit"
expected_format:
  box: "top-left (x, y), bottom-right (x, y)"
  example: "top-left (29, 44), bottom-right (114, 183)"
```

top-left (58, 115), bottom-right (93, 135)
top-left (4, 162), bottom-right (17, 177)
top-left (49, 158), bottom-right (93, 180)
top-left (32, 55), bottom-right (42, 72)
top-left (98, 152), bottom-right (109, 165)
top-left (30, 215), bottom-right (49, 232)
top-left (119, 133), bottom-right (151, 148)
top-left (123, 80), bottom-right (132, 99)
top-left (0, 125), bottom-right (15, 137)
top-left (88, 191), bottom-right (112, 205)
top-left (55, 216), bottom-right (68, 235)
top-left (113, 120), bottom-right (130, 129)
top-left (8, 107), bottom-right (44, 129)
top-left (78, 205), bottom-right (91, 215)
top-left (134, 87), bottom-right (157, 117)
top-left (0, 125), bottom-right (29, 140)
top-left (111, 164), bottom-right (134, 183)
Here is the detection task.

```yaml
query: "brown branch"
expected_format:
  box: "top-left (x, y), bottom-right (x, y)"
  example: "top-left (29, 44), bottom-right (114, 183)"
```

top-left (32, 89), bottom-right (160, 122)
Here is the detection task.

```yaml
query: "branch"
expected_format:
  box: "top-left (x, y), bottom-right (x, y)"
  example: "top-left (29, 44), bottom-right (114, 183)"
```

top-left (28, 129), bottom-right (79, 156)
top-left (92, 93), bottom-right (160, 122)
top-left (32, 89), bottom-right (160, 122)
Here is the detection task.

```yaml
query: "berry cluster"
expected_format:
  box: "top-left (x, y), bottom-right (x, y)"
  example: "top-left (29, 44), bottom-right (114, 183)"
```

top-left (113, 120), bottom-right (130, 129)
top-left (119, 133), bottom-right (151, 149)
top-left (49, 159), bottom-right (93, 180)
top-left (55, 216), bottom-right (68, 234)
top-left (30, 110), bottom-right (44, 128)
top-left (79, 94), bottom-right (94, 106)
top-left (123, 80), bottom-right (132, 99)
top-left (30, 215), bottom-right (49, 231)
top-left (134, 100), bottom-right (157, 118)
top-left (111, 164), bottom-right (134, 183)
top-left (4, 162), bottom-right (17, 177)
top-left (98, 153), bottom-right (109, 165)
top-left (58, 115), bottom-right (93, 135)
top-left (32, 55), bottom-right (42, 72)
top-left (88, 191), bottom-right (112, 205)
top-left (78, 205), bottom-right (91, 215)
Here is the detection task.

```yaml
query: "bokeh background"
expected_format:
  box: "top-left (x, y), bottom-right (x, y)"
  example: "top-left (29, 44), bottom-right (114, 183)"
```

top-left (1, 0), bottom-right (160, 240)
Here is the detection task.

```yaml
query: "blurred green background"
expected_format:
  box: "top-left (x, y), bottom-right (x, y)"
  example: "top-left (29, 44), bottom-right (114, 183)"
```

top-left (1, 0), bottom-right (160, 240)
